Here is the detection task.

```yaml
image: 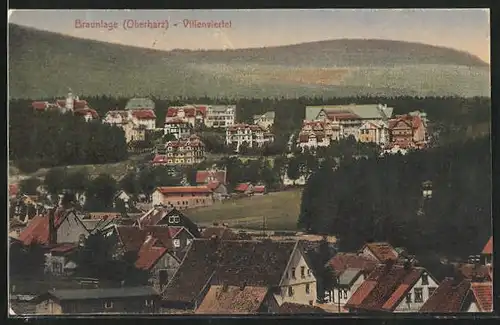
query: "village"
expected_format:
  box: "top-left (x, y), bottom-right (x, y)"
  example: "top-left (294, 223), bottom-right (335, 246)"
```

top-left (8, 92), bottom-right (492, 315)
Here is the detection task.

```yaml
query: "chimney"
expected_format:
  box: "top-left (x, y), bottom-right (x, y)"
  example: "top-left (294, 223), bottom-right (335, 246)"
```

top-left (403, 258), bottom-right (412, 270)
top-left (48, 208), bottom-right (58, 245)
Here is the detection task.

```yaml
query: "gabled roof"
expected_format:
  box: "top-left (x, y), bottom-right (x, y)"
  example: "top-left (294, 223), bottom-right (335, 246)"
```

top-left (234, 183), bottom-right (252, 193)
top-left (196, 170), bottom-right (227, 184)
top-left (345, 261), bottom-right (425, 312)
top-left (253, 185), bottom-right (266, 193)
top-left (134, 236), bottom-right (170, 271)
top-left (338, 268), bottom-right (364, 287)
top-left (361, 242), bottom-right (399, 262)
top-left (162, 239), bottom-right (298, 304)
top-left (73, 108), bottom-right (99, 119)
top-left (482, 237), bottom-right (493, 255)
top-left (114, 225), bottom-right (180, 252)
top-left (419, 278), bottom-right (471, 313)
top-left (277, 302), bottom-right (326, 314)
top-left (131, 109), bottom-right (156, 120)
top-left (470, 282), bottom-right (493, 312)
top-left (195, 285), bottom-right (270, 314)
top-left (327, 253), bottom-right (378, 276)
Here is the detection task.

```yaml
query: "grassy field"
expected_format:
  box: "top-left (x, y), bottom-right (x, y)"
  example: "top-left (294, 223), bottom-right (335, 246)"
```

top-left (186, 189), bottom-right (303, 230)
top-left (8, 154), bottom-right (149, 183)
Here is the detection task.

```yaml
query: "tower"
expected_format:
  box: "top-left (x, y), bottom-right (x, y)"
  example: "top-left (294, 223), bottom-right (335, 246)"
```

top-left (65, 89), bottom-right (74, 113)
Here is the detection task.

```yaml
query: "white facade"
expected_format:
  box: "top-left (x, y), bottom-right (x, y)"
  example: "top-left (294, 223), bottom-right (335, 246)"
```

top-left (393, 273), bottom-right (439, 312)
top-left (164, 120), bottom-right (193, 139)
top-left (226, 124), bottom-right (274, 151)
top-left (253, 111), bottom-right (275, 131)
top-left (276, 246), bottom-right (317, 306)
top-left (56, 212), bottom-right (91, 244)
top-left (325, 274), bottom-right (366, 309)
top-left (282, 172), bottom-right (308, 186)
top-left (205, 105), bottom-right (236, 128)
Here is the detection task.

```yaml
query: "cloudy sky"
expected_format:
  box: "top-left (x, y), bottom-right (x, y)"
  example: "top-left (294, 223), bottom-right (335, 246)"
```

top-left (9, 9), bottom-right (491, 63)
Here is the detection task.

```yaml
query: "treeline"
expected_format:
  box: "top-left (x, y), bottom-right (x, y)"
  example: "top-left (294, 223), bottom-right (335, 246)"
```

top-left (9, 100), bottom-right (128, 173)
top-left (298, 136), bottom-right (491, 260)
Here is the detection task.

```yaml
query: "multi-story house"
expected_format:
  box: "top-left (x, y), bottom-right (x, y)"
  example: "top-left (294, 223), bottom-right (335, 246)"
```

top-left (225, 124), bottom-right (274, 151)
top-left (32, 91), bottom-right (99, 122)
top-left (297, 120), bottom-right (342, 150)
top-left (164, 118), bottom-right (193, 139)
top-left (253, 111), bottom-right (275, 131)
top-left (103, 109), bottom-right (156, 143)
top-left (305, 104), bottom-right (394, 126)
top-left (151, 186), bottom-right (214, 210)
top-left (204, 105), bottom-right (236, 128)
top-left (358, 121), bottom-right (389, 146)
top-left (162, 239), bottom-right (317, 312)
top-left (345, 259), bottom-right (439, 313)
top-left (151, 135), bottom-right (206, 166)
top-left (387, 114), bottom-right (427, 150)
top-left (129, 110), bottom-right (156, 130)
top-left (166, 105), bottom-right (207, 128)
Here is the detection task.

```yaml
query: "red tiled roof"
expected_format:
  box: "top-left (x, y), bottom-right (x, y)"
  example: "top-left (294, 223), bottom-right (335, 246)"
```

top-left (362, 242), bottom-right (399, 262)
top-left (74, 108), bottom-right (99, 119)
top-left (134, 235), bottom-right (169, 270)
top-left (254, 185), bottom-right (266, 193)
top-left (74, 100), bottom-right (88, 109)
top-left (420, 278), bottom-right (471, 313)
top-left (56, 100), bottom-right (66, 107)
top-left (298, 133), bottom-right (310, 143)
top-left (207, 181), bottom-right (221, 191)
top-left (131, 109), bottom-right (156, 120)
top-left (482, 237), bottom-right (493, 255)
top-left (151, 155), bottom-right (169, 164)
top-left (32, 101), bottom-right (48, 110)
top-left (166, 106), bottom-right (199, 118)
top-left (470, 282), bottom-right (493, 312)
top-left (327, 253), bottom-right (378, 276)
top-left (17, 209), bottom-right (67, 246)
top-left (326, 112), bottom-right (360, 120)
top-left (196, 285), bottom-right (270, 314)
top-left (196, 170), bottom-right (227, 184)
top-left (156, 186), bottom-right (212, 195)
top-left (9, 184), bottom-right (19, 197)
top-left (234, 183), bottom-right (252, 193)
top-left (165, 118), bottom-right (190, 125)
top-left (345, 262), bottom-right (424, 312)
top-left (115, 225), bottom-right (178, 253)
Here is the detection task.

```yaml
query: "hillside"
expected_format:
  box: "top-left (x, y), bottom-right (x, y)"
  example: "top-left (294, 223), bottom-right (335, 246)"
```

top-left (8, 24), bottom-right (490, 99)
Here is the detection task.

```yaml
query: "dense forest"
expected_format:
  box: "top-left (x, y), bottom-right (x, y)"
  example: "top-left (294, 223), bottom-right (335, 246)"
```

top-left (299, 135), bottom-right (491, 260)
top-left (9, 96), bottom-right (491, 173)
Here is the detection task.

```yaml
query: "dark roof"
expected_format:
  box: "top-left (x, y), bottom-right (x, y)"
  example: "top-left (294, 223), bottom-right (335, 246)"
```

top-left (420, 278), bottom-right (471, 313)
top-left (162, 239), bottom-right (298, 304)
top-left (362, 242), bottom-right (399, 262)
top-left (455, 263), bottom-right (492, 282)
top-left (44, 286), bottom-right (159, 301)
top-left (327, 253), bottom-right (378, 276)
top-left (277, 303), bottom-right (326, 314)
top-left (345, 261), bottom-right (425, 312)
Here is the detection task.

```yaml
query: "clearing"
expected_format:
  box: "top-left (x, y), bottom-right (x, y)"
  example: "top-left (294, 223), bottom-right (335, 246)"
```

top-left (186, 189), bottom-right (303, 230)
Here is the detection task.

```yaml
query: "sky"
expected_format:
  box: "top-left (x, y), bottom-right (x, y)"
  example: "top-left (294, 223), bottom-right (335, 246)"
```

top-left (9, 9), bottom-right (491, 64)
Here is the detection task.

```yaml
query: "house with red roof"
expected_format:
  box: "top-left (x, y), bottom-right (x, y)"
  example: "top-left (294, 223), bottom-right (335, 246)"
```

top-left (345, 260), bottom-right (438, 313)
top-left (196, 169), bottom-right (228, 200)
top-left (164, 118), bottom-right (193, 140)
top-left (358, 121), bottom-right (389, 146)
top-left (359, 242), bottom-right (400, 263)
top-left (43, 243), bottom-right (79, 277)
top-left (233, 183), bottom-right (254, 196)
top-left (253, 185), bottom-right (267, 196)
top-left (151, 186), bottom-right (214, 210)
top-left (17, 208), bottom-right (92, 247)
top-left (466, 282), bottom-right (493, 312)
top-left (152, 135), bottom-right (206, 166)
top-left (73, 107), bottom-right (99, 122)
top-left (166, 105), bottom-right (206, 128)
top-left (129, 109), bottom-right (156, 130)
top-left (297, 120), bottom-right (342, 151)
top-left (387, 114), bottom-right (427, 150)
top-left (481, 236), bottom-right (492, 266)
top-left (419, 277), bottom-right (472, 313)
top-left (133, 206), bottom-right (201, 238)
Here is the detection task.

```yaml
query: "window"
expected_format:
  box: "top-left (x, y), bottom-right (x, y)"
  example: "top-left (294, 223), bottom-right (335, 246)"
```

top-left (285, 271), bottom-right (289, 279)
top-left (305, 283), bottom-right (310, 294)
top-left (307, 269), bottom-right (312, 277)
top-left (406, 293), bottom-right (412, 303)
top-left (301, 266), bottom-right (306, 278)
top-left (173, 239), bottom-right (181, 248)
top-left (428, 287), bottom-right (436, 297)
top-left (343, 290), bottom-right (348, 299)
top-left (104, 301), bottom-right (113, 309)
top-left (421, 274), bottom-right (429, 285)
top-left (145, 299), bottom-right (154, 307)
top-left (414, 288), bottom-right (423, 303)
top-left (291, 268), bottom-right (296, 279)
top-left (288, 286), bottom-right (294, 297)
top-left (52, 261), bottom-right (63, 274)
top-left (309, 300), bottom-right (314, 306)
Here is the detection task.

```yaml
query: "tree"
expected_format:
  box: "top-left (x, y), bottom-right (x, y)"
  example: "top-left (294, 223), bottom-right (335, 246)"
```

top-left (286, 156), bottom-right (302, 181)
top-left (119, 171), bottom-right (141, 196)
top-left (44, 167), bottom-right (68, 195)
top-left (19, 177), bottom-right (41, 195)
top-left (64, 169), bottom-right (90, 193)
top-left (86, 173), bottom-right (118, 211)
top-left (238, 141), bottom-right (250, 155)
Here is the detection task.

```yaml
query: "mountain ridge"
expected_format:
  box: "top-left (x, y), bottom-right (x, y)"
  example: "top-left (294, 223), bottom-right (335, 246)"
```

top-left (8, 23), bottom-right (490, 99)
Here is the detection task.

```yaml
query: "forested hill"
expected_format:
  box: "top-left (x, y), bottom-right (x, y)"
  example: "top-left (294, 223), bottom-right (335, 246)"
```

top-left (8, 24), bottom-right (490, 98)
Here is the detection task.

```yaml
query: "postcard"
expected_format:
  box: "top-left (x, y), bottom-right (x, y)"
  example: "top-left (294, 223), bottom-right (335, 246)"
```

top-left (8, 8), bottom-right (492, 316)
